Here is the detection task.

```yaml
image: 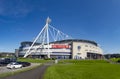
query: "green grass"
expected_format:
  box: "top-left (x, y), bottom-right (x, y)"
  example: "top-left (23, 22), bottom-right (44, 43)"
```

top-left (17, 58), bottom-right (51, 63)
top-left (58, 59), bottom-right (108, 64)
top-left (44, 60), bottom-right (120, 79)
top-left (110, 58), bottom-right (120, 62)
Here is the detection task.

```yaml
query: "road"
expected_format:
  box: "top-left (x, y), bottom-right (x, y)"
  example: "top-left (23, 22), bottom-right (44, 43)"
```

top-left (0, 63), bottom-right (52, 79)
top-left (0, 63), bottom-right (40, 74)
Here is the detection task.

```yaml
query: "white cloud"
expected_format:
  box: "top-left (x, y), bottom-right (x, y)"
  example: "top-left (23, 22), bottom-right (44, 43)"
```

top-left (0, 0), bottom-right (34, 17)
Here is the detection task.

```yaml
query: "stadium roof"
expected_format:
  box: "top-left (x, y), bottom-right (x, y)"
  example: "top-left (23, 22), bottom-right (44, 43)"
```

top-left (50, 39), bottom-right (98, 46)
top-left (21, 39), bottom-right (98, 46)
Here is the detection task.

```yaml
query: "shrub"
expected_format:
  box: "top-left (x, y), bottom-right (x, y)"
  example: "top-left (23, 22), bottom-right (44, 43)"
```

top-left (117, 59), bottom-right (120, 63)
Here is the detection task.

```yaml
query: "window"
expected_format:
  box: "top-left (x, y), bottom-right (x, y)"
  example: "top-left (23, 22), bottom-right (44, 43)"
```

top-left (77, 53), bottom-right (81, 55)
top-left (77, 46), bottom-right (81, 51)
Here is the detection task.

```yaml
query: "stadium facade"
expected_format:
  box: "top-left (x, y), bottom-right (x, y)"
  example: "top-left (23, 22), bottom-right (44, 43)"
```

top-left (18, 39), bottom-right (103, 59)
top-left (17, 17), bottom-right (103, 59)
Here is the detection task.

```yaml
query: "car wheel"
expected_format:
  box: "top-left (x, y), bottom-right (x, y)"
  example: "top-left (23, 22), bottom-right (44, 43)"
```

top-left (12, 66), bottom-right (15, 69)
top-left (20, 66), bottom-right (22, 68)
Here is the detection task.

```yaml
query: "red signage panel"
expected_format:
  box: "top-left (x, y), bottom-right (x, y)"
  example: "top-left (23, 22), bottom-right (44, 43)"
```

top-left (52, 44), bottom-right (70, 48)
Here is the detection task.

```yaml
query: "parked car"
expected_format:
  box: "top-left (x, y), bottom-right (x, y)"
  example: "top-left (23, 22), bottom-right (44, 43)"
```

top-left (17, 61), bottom-right (31, 67)
top-left (0, 62), bottom-right (8, 66)
top-left (0, 57), bottom-right (17, 66)
top-left (7, 62), bottom-right (22, 69)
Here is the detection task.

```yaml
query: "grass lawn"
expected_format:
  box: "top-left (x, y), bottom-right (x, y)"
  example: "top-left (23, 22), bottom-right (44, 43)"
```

top-left (17, 58), bottom-right (51, 63)
top-left (44, 60), bottom-right (120, 79)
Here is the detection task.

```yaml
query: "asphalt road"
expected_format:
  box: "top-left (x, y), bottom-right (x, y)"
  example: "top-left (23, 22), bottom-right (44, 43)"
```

top-left (0, 63), bottom-right (51, 79)
top-left (0, 63), bottom-right (40, 74)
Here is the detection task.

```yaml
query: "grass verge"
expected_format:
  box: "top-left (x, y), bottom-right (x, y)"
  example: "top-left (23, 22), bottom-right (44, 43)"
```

top-left (44, 60), bottom-right (120, 79)
top-left (17, 58), bottom-right (51, 63)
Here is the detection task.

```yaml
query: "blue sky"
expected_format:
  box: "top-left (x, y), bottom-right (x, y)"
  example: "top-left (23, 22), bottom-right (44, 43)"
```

top-left (0, 0), bottom-right (120, 54)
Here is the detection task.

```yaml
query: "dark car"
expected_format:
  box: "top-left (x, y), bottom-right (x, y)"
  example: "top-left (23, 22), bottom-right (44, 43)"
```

top-left (0, 62), bottom-right (9, 66)
top-left (0, 58), bottom-right (17, 66)
top-left (17, 61), bottom-right (31, 67)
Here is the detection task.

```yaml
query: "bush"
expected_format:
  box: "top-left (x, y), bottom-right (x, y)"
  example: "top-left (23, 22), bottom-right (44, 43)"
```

top-left (44, 58), bottom-right (57, 60)
top-left (44, 58), bottom-right (51, 60)
top-left (52, 58), bottom-right (57, 60)
top-left (117, 59), bottom-right (120, 63)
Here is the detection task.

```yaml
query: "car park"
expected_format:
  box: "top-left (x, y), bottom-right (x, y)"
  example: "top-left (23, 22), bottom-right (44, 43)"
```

top-left (17, 61), bottom-right (31, 67)
top-left (7, 62), bottom-right (22, 69)
top-left (0, 62), bottom-right (8, 66)
top-left (0, 58), bottom-right (17, 66)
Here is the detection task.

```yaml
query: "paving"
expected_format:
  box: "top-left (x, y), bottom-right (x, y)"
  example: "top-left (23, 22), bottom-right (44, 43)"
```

top-left (0, 62), bottom-right (53, 79)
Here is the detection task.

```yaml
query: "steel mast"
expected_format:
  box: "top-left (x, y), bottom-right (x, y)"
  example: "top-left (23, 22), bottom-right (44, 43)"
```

top-left (24, 17), bottom-right (72, 58)
top-left (46, 17), bottom-right (51, 58)
top-left (24, 17), bottom-right (51, 58)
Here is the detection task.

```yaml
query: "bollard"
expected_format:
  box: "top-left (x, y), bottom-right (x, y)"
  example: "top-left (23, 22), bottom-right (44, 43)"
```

top-left (55, 59), bottom-right (58, 64)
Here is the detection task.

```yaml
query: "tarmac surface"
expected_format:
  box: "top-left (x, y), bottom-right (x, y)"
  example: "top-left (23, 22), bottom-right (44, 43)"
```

top-left (0, 63), bottom-right (52, 79)
top-left (0, 63), bottom-right (40, 74)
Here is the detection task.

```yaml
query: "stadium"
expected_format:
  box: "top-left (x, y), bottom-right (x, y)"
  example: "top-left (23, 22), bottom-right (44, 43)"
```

top-left (16, 17), bottom-right (103, 59)
top-left (18, 39), bottom-right (103, 59)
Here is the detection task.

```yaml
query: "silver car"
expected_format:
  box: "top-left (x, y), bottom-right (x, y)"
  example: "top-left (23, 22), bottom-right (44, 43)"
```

top-left (7, 62), bottom-right (22, 69)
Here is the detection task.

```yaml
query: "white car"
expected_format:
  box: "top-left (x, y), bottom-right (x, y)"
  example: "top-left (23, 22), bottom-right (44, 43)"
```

top-left (7, 62), bottom-right (22, 69)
